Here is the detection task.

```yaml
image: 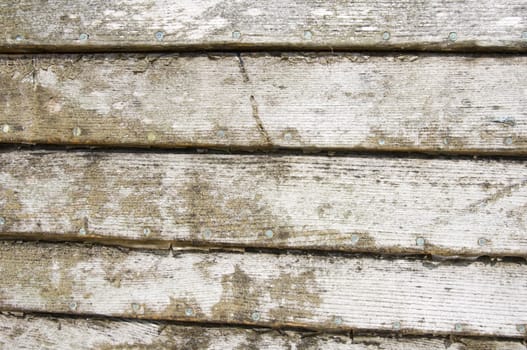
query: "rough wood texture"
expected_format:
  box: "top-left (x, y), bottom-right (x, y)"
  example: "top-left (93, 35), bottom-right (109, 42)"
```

top-left (1, 242), bottom-right (526, 338)
top-left (1, 315), bottom-right (525, 350)
top-left (1, 150), bottom-right (527, 256)
top-left (1, 0), bottom-right (526, 52)
top-left (1, 53), bottom-right (527, 154)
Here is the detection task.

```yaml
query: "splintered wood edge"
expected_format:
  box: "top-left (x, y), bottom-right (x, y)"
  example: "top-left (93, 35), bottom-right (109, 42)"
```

top-left (1, 150), bottom-right (527, 257)
top-left (1, 241), bottom-right (526, 338)
top-left (0, 314), bottom-right (525, 350)
top-left (0, 0), bottom-right (526, 53)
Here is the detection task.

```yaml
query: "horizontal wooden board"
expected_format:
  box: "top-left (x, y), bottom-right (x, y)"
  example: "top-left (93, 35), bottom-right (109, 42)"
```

top-left (1, 314), bottom-right (524, 350)
top-left (1, 242), bottom-right (527, 337)
top-left (1, 0), bottom-right (527, 52)
top-left (1, 53), bottom-right (527, 154)
top-left (1, 150), bottom-right (527, 256)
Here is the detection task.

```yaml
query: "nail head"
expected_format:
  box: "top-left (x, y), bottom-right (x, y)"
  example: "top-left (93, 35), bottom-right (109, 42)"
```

top-left (334, 316), bottom-right (343, 325)
top-left (216, 130), bottom-right (225, 138)
top-left (15, 35), bottom-right (23, 41)
top-left (517, 324), bottom-right (526, 333)
top-left (392, 321), bottom-right (401, 330)
top-left (155, 31), bottom-right (165, 41)
top-left (79, 33), bottom-right (89, 41)
top-left (477, 238), bottom-right (487, 246)
top-left (382, 31), bottom-right (390, 40)
top-left (251, 311), bottom-right (261, 321)
top-left (416, 237), bottom-right (425, 247)
top-left (284, 133), bottom-right (292, 141)
top-left (265, 229), bottom-right (274, 238)
top-left (350, 234), bottom-right (359, 245)
top-left (69, 301), bottom-right (77, 310)
top-left (454, 323), bottom-right (462, 331)
top-left (132, 303), bottom-right (140, 312)
top-left (143, 228), bottom-right (151, 236)
top-left (185, 307), bottom-right (194, 316)
top-left (202, 228), bottom-right (212, 239)
top-left (79, 227), bottom-right (86, 235)
top-left (2, 124), bottom-right (10, 133)
top-left (504, 137), bottom-right (513, 145)
top-left (448, 32), bottom-right (457, 41)
top-left (232, 31), bottom-right (241, 39)
top-left (72, 127), bottom-right (82, 137)
top-left (304, 30), bottom-right (313, 40)
top-left (0, 217), bottom-right (5, 225)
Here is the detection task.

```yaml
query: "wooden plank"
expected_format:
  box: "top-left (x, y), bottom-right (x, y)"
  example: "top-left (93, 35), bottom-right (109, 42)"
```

top-left (1, 314), bottom-right (524, 350)
top-left (1, 150), bottom-right (527, 257)
top-left (1, 53), bottom-right (527, 155)
top-left (1, 0), bottom-right (526, 53)
top-left (1, 242), bottom-right (526, 338)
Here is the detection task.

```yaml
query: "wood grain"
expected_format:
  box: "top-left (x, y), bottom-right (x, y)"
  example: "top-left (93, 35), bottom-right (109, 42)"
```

top-left (1, 241), bottom-right (526, 337)
top-left (1, 314), bottom-right (524, 350)
top-left (1, 0), bottom-right (526, 53)
top-left (1, 53), bottom-right (527, 154)
top-left (1, 150), bottom-right (527, 256)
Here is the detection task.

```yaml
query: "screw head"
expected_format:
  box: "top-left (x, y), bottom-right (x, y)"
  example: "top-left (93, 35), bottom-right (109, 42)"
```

top-left (382, 31), bottom-right (390, 40)
top-left (392, 321), bottom-right (401, 330)
top-left (232, 31), bottom-right (241, 39)
top-left (303, 30), bottom-right (313, 40)
top-left (416, 237), bottom-right (425, 247)
top-left (265, 229), bottom-right (274, 238)
top-left (79, 33), bottom-right (89, 41)
top-left (504, 137), bottom-right (513, 145)
top-left (350, 234), bottom-right (359, 245)
top-left (448, 32), bottom-right (457, 41)
top-left (251, 311), bottom-right (261, 321)
top-left (155, 31), bottom-right (165, 41)
top-left (2, 124), bottom-right (10, 133)
top-left (185, 307), bottom-right (194, 316)
top-left (79, 227), bottom-right (86, 235)
top-left (69, 301), bottom-right (77, 310)
top-left (0, 217), bottom-right (5, 225)
top-left (72, 127), bottom-right (82, 137)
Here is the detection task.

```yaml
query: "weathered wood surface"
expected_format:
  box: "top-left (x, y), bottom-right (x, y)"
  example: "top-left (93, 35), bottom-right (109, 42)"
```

top-left (1, 242), bottom-right (526, 338)
top-left (1, 0), bottom-right (527, 53)
top-left (1, 53), bottom-right (527, 154)
top-left (1, 315), bottom-right (525, 350)
top-left (1, 150), bottom-right (527, 256)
